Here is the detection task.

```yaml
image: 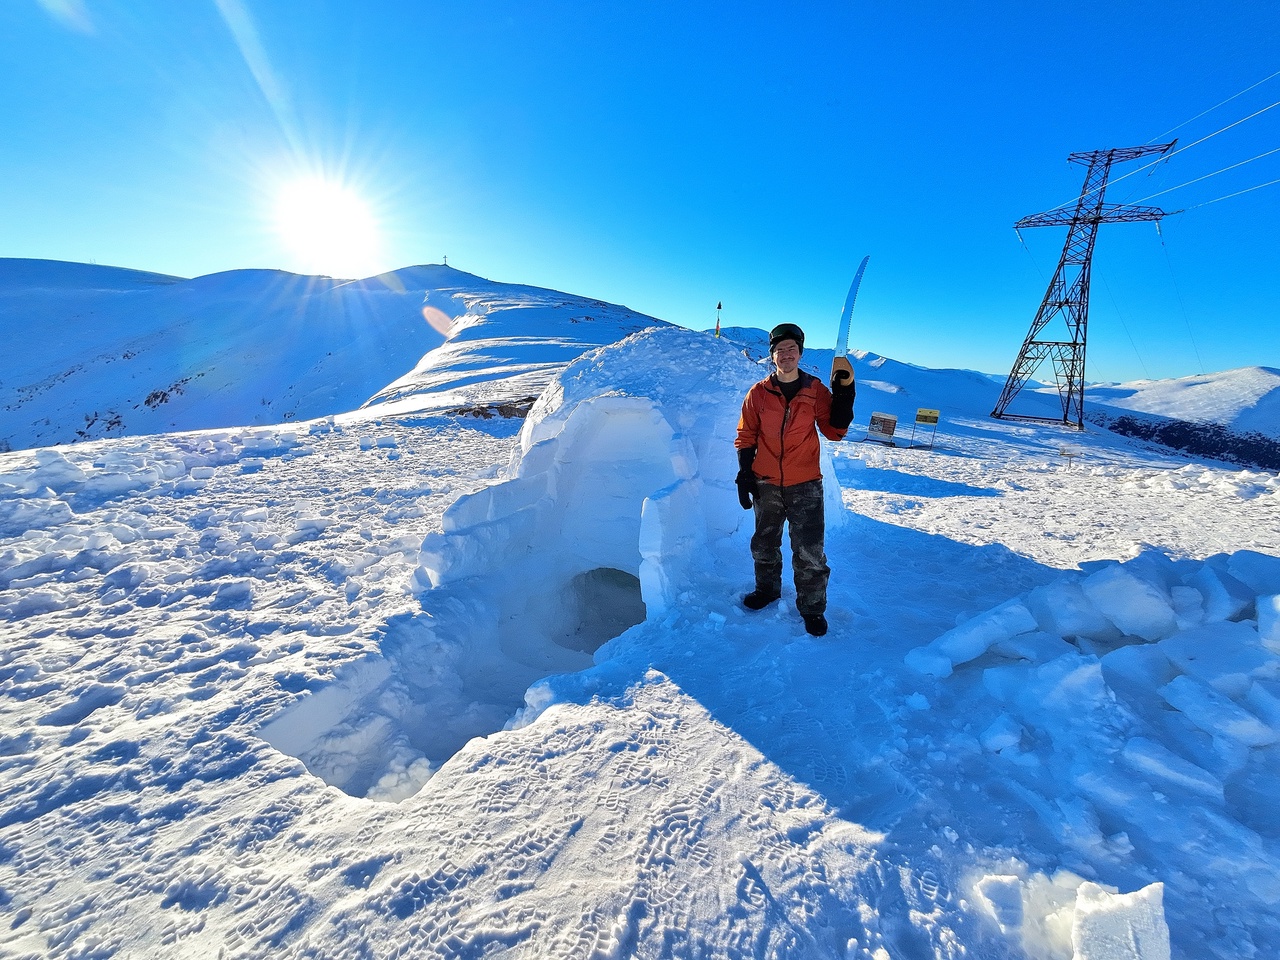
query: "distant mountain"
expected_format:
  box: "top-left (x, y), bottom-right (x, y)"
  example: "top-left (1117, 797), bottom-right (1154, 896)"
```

top-left (0, 260), bottom-right (661, 451)
top-left (1088, 367), bottom-right (1280, 437)
top-left (0, 259), bottom-right (455, 449)
top-left (3, 258), bottom-right (1275, 458)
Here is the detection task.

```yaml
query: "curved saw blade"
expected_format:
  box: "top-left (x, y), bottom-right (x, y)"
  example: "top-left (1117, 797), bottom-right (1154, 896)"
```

top-left (834, 255), bottom-right (870, 358)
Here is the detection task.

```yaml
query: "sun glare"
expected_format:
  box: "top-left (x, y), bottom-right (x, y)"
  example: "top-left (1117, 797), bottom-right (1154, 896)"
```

top-left (273, 176), bottom-right (383, 279)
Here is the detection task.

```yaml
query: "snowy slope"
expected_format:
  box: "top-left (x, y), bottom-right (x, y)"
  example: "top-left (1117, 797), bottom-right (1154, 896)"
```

top-left (1087, 366), bottom-right (1280, 438)
top-left (2, 260), bottom-right (666, 453)
top-left (360, 270), bottom-right (666, 420)
top-left (0, 258), bottom-right (447, 449)
top-left (2, 314), bottom-right (1280, 959)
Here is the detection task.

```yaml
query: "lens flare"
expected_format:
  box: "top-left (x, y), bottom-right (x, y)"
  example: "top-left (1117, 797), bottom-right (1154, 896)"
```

top-left (273, 176), bottom-right (382, 279)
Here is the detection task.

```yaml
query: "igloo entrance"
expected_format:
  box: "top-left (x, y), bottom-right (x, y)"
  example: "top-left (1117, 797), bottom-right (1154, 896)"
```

top-left (258, 565), bottom-right (647, 803)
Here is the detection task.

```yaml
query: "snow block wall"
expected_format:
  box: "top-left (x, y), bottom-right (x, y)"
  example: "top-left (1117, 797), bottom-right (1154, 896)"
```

top-left (908, 548), bottom-right (1280, 955)
top-left (416, 326), bottom-right (807, 616)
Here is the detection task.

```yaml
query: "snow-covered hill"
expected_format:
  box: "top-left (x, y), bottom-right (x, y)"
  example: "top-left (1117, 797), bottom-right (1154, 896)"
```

top-left (0, 260), bottom-right (663, 452)
top-left (4, 259), bottom-right (1277, 458)
top-left (2, 265), bottom-right (1280, 959)
top-left (1089, 366), bottom-right (1280, 438)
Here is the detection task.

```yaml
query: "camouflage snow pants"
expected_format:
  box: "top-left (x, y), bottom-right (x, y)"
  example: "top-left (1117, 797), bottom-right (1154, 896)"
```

top-left (750, 479), bottom-right (829, 616)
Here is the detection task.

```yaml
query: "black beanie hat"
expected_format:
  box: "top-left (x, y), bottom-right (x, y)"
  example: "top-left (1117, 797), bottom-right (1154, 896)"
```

top-left (769, 323), bottom-right (805, 353)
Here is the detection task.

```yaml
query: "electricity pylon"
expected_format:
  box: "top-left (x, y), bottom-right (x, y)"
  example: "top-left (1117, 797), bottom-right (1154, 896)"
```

top-left (991, 142), bottom-right (1176, 429)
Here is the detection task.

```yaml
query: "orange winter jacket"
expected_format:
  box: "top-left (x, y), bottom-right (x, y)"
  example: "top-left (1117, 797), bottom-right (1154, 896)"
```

top-left (735, 371), bottom-right (848, 487)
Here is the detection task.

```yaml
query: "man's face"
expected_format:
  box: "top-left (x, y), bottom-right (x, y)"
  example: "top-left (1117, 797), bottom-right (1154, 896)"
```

top-left (772, 339), bottom-right (801, 373)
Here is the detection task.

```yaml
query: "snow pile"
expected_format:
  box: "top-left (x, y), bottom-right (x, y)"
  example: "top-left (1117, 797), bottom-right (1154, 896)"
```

top-left (904, 548), bottom-right (1280, 955)
top-left (974, 873), bottom-right (1170, 960)
top-left (1120, 462), bottom-right (1280, 500)
top-left (907, 549), bottom-right (1280, 678)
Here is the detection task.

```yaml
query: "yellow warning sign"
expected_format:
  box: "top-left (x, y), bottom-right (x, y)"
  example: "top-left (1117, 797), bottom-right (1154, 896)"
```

top-left (916, 408), bottom-right (940, 425)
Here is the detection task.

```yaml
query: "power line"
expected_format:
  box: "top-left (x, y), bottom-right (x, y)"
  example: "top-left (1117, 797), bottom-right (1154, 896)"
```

top-left (1183, 176), bottom-right (1280, 211)
top-left (1146, 67), bottom-right (1280, 144)
top-left (1131, 147), bottom-right (1280, 204)
top-left (1099, 271), bottom-right (1151, 381)
top-left (1044, 96), bottom-right (1280, 213)
top-left (1039, 73), bottom-right (1280, 215)
top-left (1155, 223), bottom-right (1206, 375)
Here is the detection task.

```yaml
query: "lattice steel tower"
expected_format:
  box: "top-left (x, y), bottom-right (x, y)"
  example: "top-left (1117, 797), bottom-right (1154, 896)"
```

top-left (991, 142), bottom-right (1176, 428)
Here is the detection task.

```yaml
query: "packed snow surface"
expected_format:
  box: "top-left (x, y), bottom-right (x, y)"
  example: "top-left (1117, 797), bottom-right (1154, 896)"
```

top-left (2, 297), bottom-right (1280, 958)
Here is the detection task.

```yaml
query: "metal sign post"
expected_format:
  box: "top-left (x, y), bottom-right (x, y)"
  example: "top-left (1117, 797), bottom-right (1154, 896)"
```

top-left (909, 408), bottom-right (940, 449)
top-left (864, 412), bottom-right (898, 446)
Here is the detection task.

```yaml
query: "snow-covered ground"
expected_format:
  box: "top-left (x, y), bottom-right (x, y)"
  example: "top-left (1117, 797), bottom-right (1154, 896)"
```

top-left (2, 277), bottom-right (1280, 958)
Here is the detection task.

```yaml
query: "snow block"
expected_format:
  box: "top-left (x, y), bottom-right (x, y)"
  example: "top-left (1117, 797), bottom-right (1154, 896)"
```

top-left (907, 600), bottom-right (1038, 677)
top-left (1120, 736), bottom-right (1223, 802)
top-left (1189, 563), bottom-right (1255, 623)
top-left (1071, 881), bottom-right (1170, 960)
top-left (1159, 675), bottom-right (1277, 747)
top-left (990, 630), bottom-right (1077, 663)
top-left (1228, 550), bottom-right (1280, 596)
top-left (974, 874), bottom-right (1023, 933)
top-left (1025, 579), bottom-right (1120, 643)
top-left (1081, 564), bottom-right (1178, 641)
top-left (980, 715), bottom-right (1024, 753)
top-left (904, 645), bottom-right (954, 678)
top-left (1168, 584), bottom-right (1205, 630)
top-left (1258, 594), bottom-right (1280, 652)
top-left (1157, 621), bottom-right (1275, 699)
top-left (1100, 645), bottom-right (1178, 713)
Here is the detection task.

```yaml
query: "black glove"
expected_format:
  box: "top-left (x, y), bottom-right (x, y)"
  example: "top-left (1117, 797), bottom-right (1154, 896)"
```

top-left (829, 381), bottom-right (855, 430)
top-left (824, 368), bottom-right (855, 432)
top-left (735, 447), bottom-right (757, 510)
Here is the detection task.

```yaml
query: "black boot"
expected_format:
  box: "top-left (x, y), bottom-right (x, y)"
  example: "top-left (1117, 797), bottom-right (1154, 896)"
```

top-left (803, 614), bottom-right (828, 636)
top-left (743, 590), bottom-right (780, 611)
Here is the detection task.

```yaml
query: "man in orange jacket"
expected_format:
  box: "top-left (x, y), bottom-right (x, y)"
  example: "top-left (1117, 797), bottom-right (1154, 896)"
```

top-left (734, 323), bottom-right (855, 636)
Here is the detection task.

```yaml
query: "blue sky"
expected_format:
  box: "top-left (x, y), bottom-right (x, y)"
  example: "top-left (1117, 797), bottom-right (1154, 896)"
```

top-left (3, 1), bottom-right (1278, 383)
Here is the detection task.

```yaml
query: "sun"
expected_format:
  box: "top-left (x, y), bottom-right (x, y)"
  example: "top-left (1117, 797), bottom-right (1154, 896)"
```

top-left (272, 176), bottom-right (383, 279)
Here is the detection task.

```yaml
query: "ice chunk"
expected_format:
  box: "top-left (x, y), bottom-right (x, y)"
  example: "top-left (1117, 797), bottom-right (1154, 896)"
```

top-left (906, 599), bottom-right (1038, 677)
top-left (1228, 550), bottom-right (1280, 596)
top-left (1159, 675), bottom-right (1277, 747)
top-left (980, 715), bottom-right (1023, 753)
top-left (974, 874), bottom-right (1023, 932)
top-left (30, 450), bottom-right (87, 490)
top-left (1100, 645), bottom-right (1178, 706)
top-left (1169, 584), bottom-right (1205, 629)
top-left (991, 630), bottom-right (1077, 663)
top-left (904, 645), bottom-right (954, 678)
top-left (1071, 881), bottom-right (1170, 960)
top-left (1025, 578), bottom-right (1120, 642)
top-left (1120, 736), bottom-right (1223, 801)
top-left (1081, 565), bottom-right (1178, 641)
top-left (1245, 680), bottom-right (1280, 731)
top-left (1188, 564), bottom-right (1253, 623)
top-left (1157, 621), bottom-right (1276, 699)
top-left (1258, 594), bottom-right (1280, 651)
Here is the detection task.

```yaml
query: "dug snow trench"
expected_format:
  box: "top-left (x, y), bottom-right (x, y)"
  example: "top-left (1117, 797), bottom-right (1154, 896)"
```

top-left (259, 328), bottom-right (778, 801)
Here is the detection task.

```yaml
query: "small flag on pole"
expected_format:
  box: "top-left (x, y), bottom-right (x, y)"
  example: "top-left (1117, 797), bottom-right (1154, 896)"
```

top-left (715, 302), bottom-right (722, 337)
